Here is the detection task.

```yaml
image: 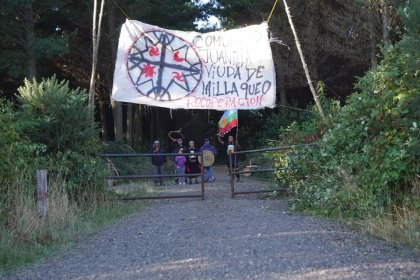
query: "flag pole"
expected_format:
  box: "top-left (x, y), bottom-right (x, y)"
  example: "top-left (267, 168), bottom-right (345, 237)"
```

top-left (235, 110), bottom-right (239, 146)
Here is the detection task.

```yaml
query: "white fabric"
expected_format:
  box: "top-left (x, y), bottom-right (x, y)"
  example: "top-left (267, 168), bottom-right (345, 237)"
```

top-left (112, 20), bottom-right (276, 110)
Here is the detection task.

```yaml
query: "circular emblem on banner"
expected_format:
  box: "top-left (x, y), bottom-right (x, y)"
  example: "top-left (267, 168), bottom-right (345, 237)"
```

top-left (126, 30), bottom-right (203, 101)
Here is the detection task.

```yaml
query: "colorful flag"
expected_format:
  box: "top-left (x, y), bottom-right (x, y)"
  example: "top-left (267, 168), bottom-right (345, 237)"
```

top-left (111, 20), bottom-right (276, 110)
top-left (218, 110), bottom-right (238, 136)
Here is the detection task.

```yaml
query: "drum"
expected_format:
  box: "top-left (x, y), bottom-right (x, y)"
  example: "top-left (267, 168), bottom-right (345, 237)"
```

top-left (198, 150), bottom-right (215, 167)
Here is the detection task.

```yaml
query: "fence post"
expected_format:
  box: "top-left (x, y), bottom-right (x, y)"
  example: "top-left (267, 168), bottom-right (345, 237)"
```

top-left (106, 159), bottom-right (114, 190)
top-left (36, 170), bottom-right (48, 218)
top-left (200, 153), bottom-right (205, 200)
top-left (229, 152), bottom-right (235, 198)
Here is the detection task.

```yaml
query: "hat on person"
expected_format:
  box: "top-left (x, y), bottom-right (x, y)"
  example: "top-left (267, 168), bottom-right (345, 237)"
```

top-left (154, 140), bottom-right (160, 144)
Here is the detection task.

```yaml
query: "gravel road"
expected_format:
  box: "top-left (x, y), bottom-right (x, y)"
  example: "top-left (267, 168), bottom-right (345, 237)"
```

top-left (4, 166), bottom-right (419, 279)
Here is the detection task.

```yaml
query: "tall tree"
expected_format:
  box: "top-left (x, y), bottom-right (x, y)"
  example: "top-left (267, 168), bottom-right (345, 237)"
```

top-left (0, 0), bottom-right (69, 80)
top-left (88, 0), bottom-right (105, 111)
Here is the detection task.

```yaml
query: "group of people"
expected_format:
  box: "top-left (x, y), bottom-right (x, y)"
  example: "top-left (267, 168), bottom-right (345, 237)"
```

top-left (150, 129), bottom-right (240, 186)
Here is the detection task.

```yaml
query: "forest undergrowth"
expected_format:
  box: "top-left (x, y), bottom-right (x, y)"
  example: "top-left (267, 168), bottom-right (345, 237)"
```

top-left (267, 2), bottom-right (419, 249)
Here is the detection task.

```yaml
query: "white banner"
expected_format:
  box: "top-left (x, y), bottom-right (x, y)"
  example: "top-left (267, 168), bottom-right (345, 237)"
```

top-left (112, 20), bottom-right (276, 110)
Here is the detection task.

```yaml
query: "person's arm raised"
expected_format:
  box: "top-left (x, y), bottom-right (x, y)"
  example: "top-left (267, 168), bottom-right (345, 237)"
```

top-left (217, 134), bottom-right (224, 145)
top-left (168, 128), bottom-right (182, 142)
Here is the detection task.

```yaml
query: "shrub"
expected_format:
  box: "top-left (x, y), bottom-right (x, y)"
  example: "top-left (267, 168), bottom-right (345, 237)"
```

top-left (17, 76), bottom-right (97, 154)
top-left (16, 76), bottom-right (107, 201)
top-left (0, 100), bottom-right (41, 216)
top-left (272, 4), bottom-right (419, 219)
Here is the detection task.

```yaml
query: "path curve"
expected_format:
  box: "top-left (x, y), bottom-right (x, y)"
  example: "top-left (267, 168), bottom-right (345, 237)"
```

top-left (4, 166), bottom-right (419, 279)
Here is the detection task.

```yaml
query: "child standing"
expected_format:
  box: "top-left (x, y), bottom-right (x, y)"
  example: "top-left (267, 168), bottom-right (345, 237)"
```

top-left (175, 148), bottom-right (186, 185)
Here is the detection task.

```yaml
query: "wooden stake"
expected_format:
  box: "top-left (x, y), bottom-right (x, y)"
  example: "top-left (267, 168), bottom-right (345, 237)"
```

top-left (88, 0), bottom-right (106, 113)
top-left (282, 0), bottom-right (326, 121)
top-left (36, 170), bottom-right (48, 218)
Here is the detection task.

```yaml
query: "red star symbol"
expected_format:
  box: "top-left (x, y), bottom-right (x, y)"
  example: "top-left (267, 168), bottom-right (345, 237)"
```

top-left (142, 63), bottom-right (156, 78)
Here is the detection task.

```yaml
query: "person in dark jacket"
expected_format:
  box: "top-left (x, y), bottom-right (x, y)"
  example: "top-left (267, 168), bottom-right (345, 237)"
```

top-left (151, 140), bottom-right (166, 186)
top-left (186, 140), bottom-right (200, 184)
top-left (218, 135), bottom-right (240, 182)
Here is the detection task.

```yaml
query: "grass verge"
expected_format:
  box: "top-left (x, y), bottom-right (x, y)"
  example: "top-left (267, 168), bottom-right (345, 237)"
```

top-left (361, 204), bottom-right (420, 251)
top-left (0, 184), bottom-right (148, 275)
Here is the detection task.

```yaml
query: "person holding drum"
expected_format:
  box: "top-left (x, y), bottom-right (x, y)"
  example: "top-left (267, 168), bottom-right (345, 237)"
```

top-left (199, 138), bottom-right (217, 182)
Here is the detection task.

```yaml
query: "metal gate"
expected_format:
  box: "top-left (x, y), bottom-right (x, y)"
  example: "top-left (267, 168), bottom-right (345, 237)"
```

top-left (100, 152), bottom-right (205, 200)
top-left (229, 144), bottom-right (315, 198)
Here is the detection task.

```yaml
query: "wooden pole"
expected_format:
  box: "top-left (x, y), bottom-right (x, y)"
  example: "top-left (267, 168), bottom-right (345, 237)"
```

top-left (106, 158), bottom-right (117, 189)
top-left (282, 0), bottom-right (326, 121)
top-left (36, 170), bottom-right (48, 218)
top-left (88, 0), bottom-right (106, 113)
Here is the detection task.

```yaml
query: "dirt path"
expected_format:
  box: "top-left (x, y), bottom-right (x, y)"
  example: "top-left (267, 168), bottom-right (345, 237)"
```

top-left (4, 166), bottom-right (419, 279)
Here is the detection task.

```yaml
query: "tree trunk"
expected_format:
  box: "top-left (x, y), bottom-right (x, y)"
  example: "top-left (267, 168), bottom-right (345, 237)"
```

top-left (126, 104), bottom-right (133, 146)
top-left (368, 10), bottom-right (377, 67)
top-left (23, 3), bottom-right (36, 79)
top-left (98, 97), bottom-right (111, 140)
top-left (274, 48), bottom-right (288, 106)
top-left (114, 102), bottom-right (123, 141)
top-left (106, 1), bottom-right (122, 141)
top-left (282, 0), bottom-right (326, 121)
top-left (278, 61), bottom-right (288, 106)
top-left (149, 108), bottom-right (155, 143)
top-left (88, 0), bottom-right (105, 112)
top-left (382, 1), bottom-right (390, 48)
top-left (133, 105), bottom-right (143, 147)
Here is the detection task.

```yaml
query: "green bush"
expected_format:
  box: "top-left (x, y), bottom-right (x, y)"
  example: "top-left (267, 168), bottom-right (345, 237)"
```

top-left (273, 3), bottom-right (420, 218)
top-left (16, 76), bottom-right (107, 201)
top-left (17, 76), bottom-right (97, 154)
top-left (0, 100), bottom-right (42, 216)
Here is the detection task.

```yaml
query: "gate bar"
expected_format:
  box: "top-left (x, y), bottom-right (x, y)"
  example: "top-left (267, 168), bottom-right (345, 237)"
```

top-left (100, 152), bottom-right (205, 200)
top-left (232, 143), bottom-right (316, 155)
top-left (120, 194), bottom-right (203, 200)
top-left (229, 144), bottom-right (316, 198)
top-left (108, 173), bottom-right (201, 180)
top-left (233, 188), bottom-right (287, 195)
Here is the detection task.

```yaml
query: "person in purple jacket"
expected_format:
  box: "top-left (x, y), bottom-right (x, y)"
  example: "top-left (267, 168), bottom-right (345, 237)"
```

top-left (199, 138), bottom-right (217, 182)
top-left (175, 148), bottom-right (186, 185)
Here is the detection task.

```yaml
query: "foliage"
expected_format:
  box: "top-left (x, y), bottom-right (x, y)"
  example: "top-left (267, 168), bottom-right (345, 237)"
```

top-left (17, 76), bottom-right (97, 154)
top-left (16, 76), bottom-right (106, 201)
top-left (101, 142), bottom-right (150, 176)
top-left (0, 0), bottom-right (71, 78)
top-left (0, 100), bottom-right (41, 217)
top-left (272, 1), bottom-right (419, 222)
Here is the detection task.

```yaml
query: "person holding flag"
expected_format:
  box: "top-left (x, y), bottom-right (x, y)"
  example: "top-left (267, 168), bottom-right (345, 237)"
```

top-left (217, 110), bottom-right (241, 182)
